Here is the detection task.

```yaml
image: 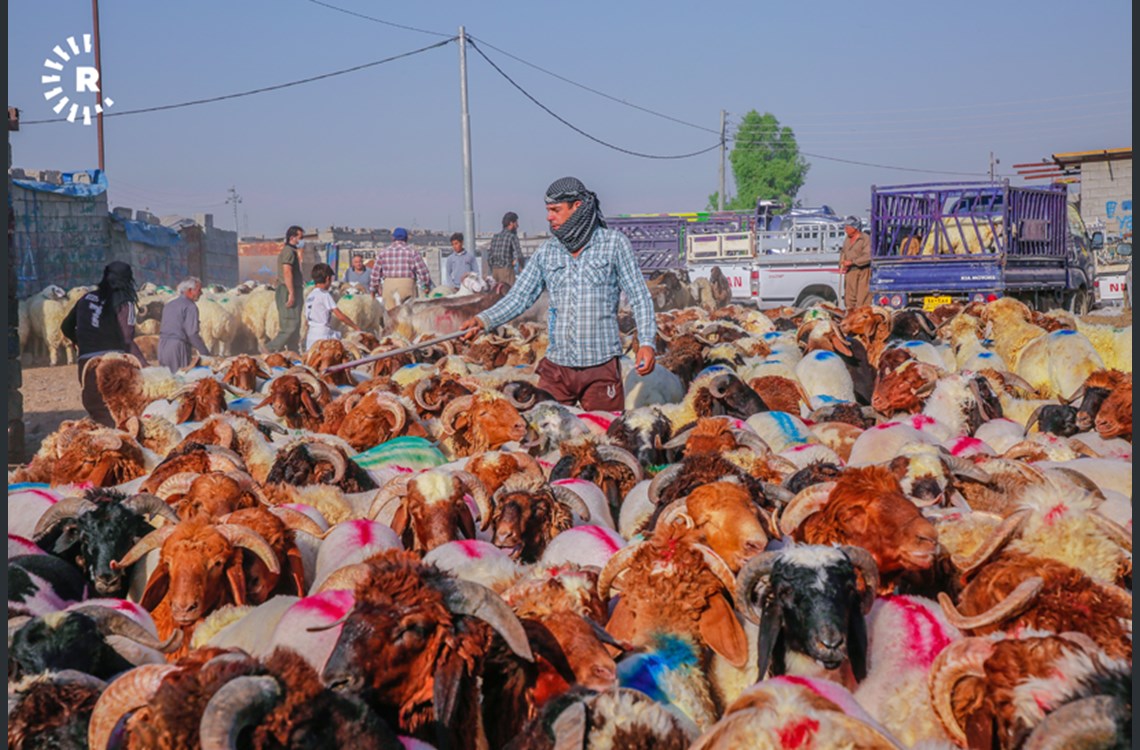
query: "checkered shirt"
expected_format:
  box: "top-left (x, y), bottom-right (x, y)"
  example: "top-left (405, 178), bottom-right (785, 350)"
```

top-left (368, 241), bottom-right (433, 294)
top-left (477, 227), bottom-right (656, 367)
top-left (486, 228), bottom-right (522, 269)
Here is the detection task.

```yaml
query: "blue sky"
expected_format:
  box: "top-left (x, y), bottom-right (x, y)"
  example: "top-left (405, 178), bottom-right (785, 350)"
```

top-left (8, 1), bottom-right (1132, 238)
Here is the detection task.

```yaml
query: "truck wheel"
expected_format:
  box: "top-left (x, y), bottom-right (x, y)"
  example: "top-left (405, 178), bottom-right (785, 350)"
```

top-left (796, 294), bottom-right (829, 309)
top-left (1067, 288), bottom-right (1089, 316)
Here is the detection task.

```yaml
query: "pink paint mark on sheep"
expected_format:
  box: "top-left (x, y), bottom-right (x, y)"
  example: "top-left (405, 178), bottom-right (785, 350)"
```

top-left (456, 540), bottom-right (485, 559)
top-left (873, 422), bottom-right (896, 431)
top-left (578, 413), bottom-right (613, 431)
top-left (27, 489), bottom-right (59, 503)
top-left (579, 525), bottom-right (621, 554)
top-left (777, 716), bottom-right (820, 749)
top-left (788, 443), bottom-right (815, 453)
top-left (538, 459), bottom-right (554, 471)
top-left (347, 520), bottom-right (376, 546)
top-left (909, 415), bottom-right (936, 429)
top-left (949, 437), bottom-right (985, 456)
top-left (296, 590), bottom-right (354, 620)
top-left (885, 595), bottom-right (953, 667)
top-left (1043, 503), bottom-right (1068, 525)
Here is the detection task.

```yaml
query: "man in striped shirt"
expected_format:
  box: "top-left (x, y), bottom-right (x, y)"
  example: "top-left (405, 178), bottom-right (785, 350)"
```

top-left (461, 177), bottom-right (656, 411)
top-left (368, 227), bottom-right (433, 311)
top-left (486, 211), bottom-right (523, 286)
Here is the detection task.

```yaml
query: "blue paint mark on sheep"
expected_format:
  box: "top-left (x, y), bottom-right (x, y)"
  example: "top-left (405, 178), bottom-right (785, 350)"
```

top-left (1053, 329), bottom-right (1077, 336)
top-left (763, 332), bottom-right (782, 341)
top-left (770, 411), bottom-right (809, 442)
top-left (902, 340), bottom-right (923, 348)
top-left (810, 350), bottom-right (839, 361)
top-left (977, 352), bottom-right (994, 358)
top-left (8, 483), bottom-right (51, 491)
top-left (697, 364), bottom-right (732, 378)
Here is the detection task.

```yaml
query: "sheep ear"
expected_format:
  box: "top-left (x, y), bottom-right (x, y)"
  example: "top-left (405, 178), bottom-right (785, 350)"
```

top-left (698, 594), bottom-right (749, 669)
top-left (837, 504), bottom-right (870, 536)
top-left (432, 652), bottom-right (469, 734)
top-left (756, 596), bottom-right (783, 681)
top-left (51, 522), bottom-right (82, 554)
top-left (140, 563), bottom-right (170, 611)
top-left (604, 599), bottom-right (637, 648)
top-left (847, 605), bottom-right (869, 682)
top-left (226, 553), bottom-right (249, 606)
top-left (286, 547), bottom-right (307, 596)
top-left (887, 455), bottom-right (909, 480)
top-left (175, 398), bottom-right (194, 425)
top-left (390, 504), bottom-right (409, 537)
top-left (521, 618), bottom-right (576, 685)
top-left (457, 503), bottom-right (477, 542)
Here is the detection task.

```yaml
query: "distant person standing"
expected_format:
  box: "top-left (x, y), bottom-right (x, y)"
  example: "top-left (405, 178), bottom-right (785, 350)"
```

top-left (840, 221), bottom-right (872, 309)
top-left (342, 253), bottom-right (371, 286)
top-left (305, 263), bottom-right (362, 350)
top-left (60, 261), bottom-right (148, 427)
top-left (267, 225), bottom-right (304, 352)
top-left (157, 277), bottom-right (211, 372)
top-left (487, 211), bottom-right (523, 286)
top-left (444, 232), bottom-right (480, 288)
top-left (368, 227), bottom-right (433, 311)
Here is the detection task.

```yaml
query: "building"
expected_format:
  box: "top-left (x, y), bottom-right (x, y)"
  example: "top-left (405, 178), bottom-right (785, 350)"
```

top-left (1051, 148), bottom-right (1132, 238)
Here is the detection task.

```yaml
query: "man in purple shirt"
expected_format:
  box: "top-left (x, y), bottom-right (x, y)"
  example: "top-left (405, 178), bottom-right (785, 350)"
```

top-left (158, 277), bottom-right (211, 372)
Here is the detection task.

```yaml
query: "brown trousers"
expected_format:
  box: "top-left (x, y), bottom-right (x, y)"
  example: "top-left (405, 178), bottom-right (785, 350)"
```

top-left (491, 267), bottom-right (516, 287)
top-left (536, 357), bottom-right (625, 412)
top-left (77, 360), bottom-right (115, 427)
top-left (844, 265), bottom-right (872, 309)
top-left (381, 278), bottom-right (417, 311)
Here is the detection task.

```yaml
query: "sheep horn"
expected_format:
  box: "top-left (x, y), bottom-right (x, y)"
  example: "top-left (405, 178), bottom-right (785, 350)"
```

top-left (367, 475), bottom-right (413, 523)
top-left (760, 482), bottom-right (794, 507)
top-left (302, 442), bottom-right (347, 484)
top-left (778, 482), bottom-right (836, 537)
top-left (451, 470), bottom-right (493, 531)
top-left (443, 578), bottom-right (534, 661)
top-left (596, 445), bottom-right (644, 482)
top-left (647, 463), bottom-right (683, 505)
top-left (87, 664), bottom-right (180, 750)
top-left (312, 563), bottom-right (372, 597)
top-left (938, 576), bottom-right (1044, 630)
top-left (439, 395), bottom-right (476, 435)
top-left (597, 541), bottom-right (646, 601)
top-left (215, 524), bottom-right (281, 574)
top-left (840, 545), bottom-right (880, 614)
top-left (222, 471), bottom-right (270, 506)
top-left (123, 493), bottom-right (181, 525)
top-left (217, 380), bottom-right (248, 398)
top-left (708, 373), bottom-right (734, 399)
top-left (371, 392), bottom-right (408, 435)
top-left (1023, 404), bottom-right (1047, 435)
top-left (70, 604), bottom-right (183, 653)
top-left (113, 524), bottom-right (178, 569)
top-left (928, 638), bottom-right (995, 748)
top-left (653, 498), bottom-right (694, 531)
top-left (204, 444), bottom-right (248, 472)
top-left (198, 675), bottom-right (283, 750)
top-left (550, 701), bottom-right (588, 749)
top-left (951, 509), bottom-right (1031, 573)
top-left (547, 485), bottom-right (590, 523)
top-left (1044, 467), bottom-right (1105, 503)
top-left (998, 371), bottom-right (1037, 395)
top-left (1089, 512), bottom-right (1132, 553)
top-left (156, 471), bottom-right (201, 501)
top-left (32, 496), bottom-right (99, 540)
top-left (734, 550), bottom-right (782, 624)
top-left (256, 418), bottom-right (288, 436)
top-left (1060, 384), bottom-right (1085, 405)
top-left (413, 377), bottom-right (440, 411)
top-left (1068, 438), bottom-right (1103, 458)
top-left (942, 455), bottom-right (993, 484)
top-left (267, 506), bottom-right (327, 538)
top-left (502, 381), bottom-right (539, 410)
top-left (663, 426), bottom-right (694, 451)
top-left (732, 429), bottom-right (772, 456)
top-left (1020, 695), bottom-right (1129, 750)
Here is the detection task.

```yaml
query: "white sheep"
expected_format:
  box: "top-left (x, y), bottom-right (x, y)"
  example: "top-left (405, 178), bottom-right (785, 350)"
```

top-left (794, 349), bottom-right (854, 406)
top-left (240, 286), bottom-right (280, 349)
top-left (27, 285), bottom-right (83, 365)
top-left (335, 287), bottom-right (383, 335)
top-left (620, 355), bottom-right (685, 409)
top-left (1075, 320), bottom-right (1132, 373)
top-left (1014, 329), bottom-right (1105, 399)
top-left (195, 296), bottom-right (239, 356)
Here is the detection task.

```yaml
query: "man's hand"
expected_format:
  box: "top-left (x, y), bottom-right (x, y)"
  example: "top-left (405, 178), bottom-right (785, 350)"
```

top-left (286, 294), bottom-right (296, 309)
top-left (635, 345), bottom-right (656, 376)
top-left (839, 260), bottom-right (851, 272)
top-left (460, 317), bottom-right (485, 341)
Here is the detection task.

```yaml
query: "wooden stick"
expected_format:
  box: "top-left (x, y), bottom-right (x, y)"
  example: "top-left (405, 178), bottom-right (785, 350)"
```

top-left (323, 329), bottom-right (469, 373)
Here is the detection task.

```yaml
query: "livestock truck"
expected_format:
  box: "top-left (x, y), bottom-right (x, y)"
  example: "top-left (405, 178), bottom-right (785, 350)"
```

top-left (868, 180), bottom-right (1097, 313)
top-left (608, 200), bottom-right (847, 309)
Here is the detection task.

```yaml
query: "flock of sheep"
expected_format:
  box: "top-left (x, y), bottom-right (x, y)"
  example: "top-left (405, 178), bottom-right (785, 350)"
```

top-left (8, 281), bottom-right (1133, 749)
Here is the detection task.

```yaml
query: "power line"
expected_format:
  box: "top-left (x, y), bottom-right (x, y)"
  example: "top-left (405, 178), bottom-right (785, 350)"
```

top-left (300, 0), bottom-right (452, 38)
top-left (22, 38), bottom-right (455, 125)
top-left (469, 40), bottom-right (720, 160)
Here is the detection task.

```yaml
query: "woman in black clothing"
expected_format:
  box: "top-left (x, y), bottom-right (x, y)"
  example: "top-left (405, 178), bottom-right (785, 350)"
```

top-left (60, 261), bottom-right (147, 427)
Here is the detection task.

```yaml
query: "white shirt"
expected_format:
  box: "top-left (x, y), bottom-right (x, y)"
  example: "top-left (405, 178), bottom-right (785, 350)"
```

top-left (304, 287), bottom-right (341, 350)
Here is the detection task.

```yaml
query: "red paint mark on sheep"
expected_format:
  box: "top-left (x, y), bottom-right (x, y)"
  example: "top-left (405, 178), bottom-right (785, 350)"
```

top-left (909, 415), bottom-right (936, 429)
top-left (579, 525), bottom-right (621, 554)
top-left (777, 716), bottom-right (820, 749)
top-left (347, 520), bottom-right (376, 546)
top-left (1043, 503), bottom-right (1068, 525)
top-left (948, 437), bottom-right (985, 456)
top-left (578, 413), bottom-right (613, 431)
top-left (27, 490), bottom-right (59, 504)
top-left (885, 595), bottom-right (953, 667)
top-left (456, 540), bottom-right (485, 559)
top-left (296, 590), bottom-right (354, 620)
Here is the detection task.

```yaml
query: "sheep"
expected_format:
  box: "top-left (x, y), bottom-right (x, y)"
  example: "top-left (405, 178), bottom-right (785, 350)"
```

top-left (605, 406), bottom-right (675, 470)
top-left (981, 297), bottom-right (1048, 369)
top-left (7, 670), bottom-right (105, 750)
top-left (538, 524), bottom-right (627, 570)
top-left (656, 478), bottom-right (772, 573)
top-left (311, 519), bottom-right (402, 592)
top-left (734, 543), bottom-right (879, 689)
top-left (13, 421), bottom-right (148, 488)
top-left (8, 553), bottom-right (88, 618)
top-left (1075, 319), bottom-right (1132, 372)
top-left (319, 549), bottom-right (533, 749)
top-left (549, 438), bottom-right (644, 520)
top-left (483, 475), bottom-right (591, 563)
top-left (195, 296), bottom-right (240, 357)
top-left (620, 354), bottom-right (686, 408)
top-left (367, 469), bottom-right (491, 552)
top-left (463, 449), bottom-right (547, 497)
top-left (1015, 329), bottom-right (1106, 398)
top-left (27, 284), bottom-right (85, 365)
top-left (436, 390), bottom-right (528, 459)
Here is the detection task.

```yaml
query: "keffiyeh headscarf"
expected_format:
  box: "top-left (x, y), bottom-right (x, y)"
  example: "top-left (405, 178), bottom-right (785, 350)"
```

top-left (97, 261), bottom-right (139, 311)
top-left (545, 176), bottom-right (606, 253)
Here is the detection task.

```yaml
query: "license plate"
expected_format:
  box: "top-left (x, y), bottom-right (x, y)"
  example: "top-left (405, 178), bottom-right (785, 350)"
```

top-left (922, 295), bottom-right (952, 311)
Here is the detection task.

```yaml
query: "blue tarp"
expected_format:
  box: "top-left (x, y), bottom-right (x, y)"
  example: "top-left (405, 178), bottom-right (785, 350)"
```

top-left (109, 212), bottom-right (182, 248)
top-left (11, 169), bottom-right (108, 197)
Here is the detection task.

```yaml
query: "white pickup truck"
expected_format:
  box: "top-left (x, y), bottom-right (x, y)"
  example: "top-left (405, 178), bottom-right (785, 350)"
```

top-left (685, 203), bottom-right (847, 309)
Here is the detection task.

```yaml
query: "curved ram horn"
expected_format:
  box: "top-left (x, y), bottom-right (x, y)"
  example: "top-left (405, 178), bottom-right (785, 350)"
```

top-left (32, 496), bottom-right (98, 541)
top-left (550, 485), bottom-right (591, 522)
top-left (840, 545), bottom-right (880, 613)
top-left (734, 550), bottom-right (782, 624)
top-left (267, 506), bottom-right (327, 538)
top-left (998, 370), bottom-right (1037, 395)
top-left (760, 482), bottom-right (794, 507)
top-left (652, 498), bottom-right (693, 531)
top-left (928, 638), bottom-right (996, 747)
top-left (123, 493), bottom-right (181, 525)
top-left (597, 541), bottom-right (646, 602)
top-left (70, 604), bottom-right (182, 653)
top-left (88, 664), bottom-right (180, 750)
top-left (450, 470), bottom-right (493, 531)
top-left (501, 381), bottom-right (540, 410)
top-left (1023, 404), bottom-right (1047, 435)
top-left (413, 377), bottom-right (440, 411)
top-left (198, 675), bottom-right (283, 750)
top-left (647, 463), bottom-right (683, 505)
top-left (1043, 467), bottom-right (1105, 503)
top-left (708, 373), bottom-right (734, 399)
top-left (731, 429), bottom-right (772, 456)
top-left (596, 444), bottom-right (644, 482)
top-left (663, 426), bottom-right (694, 451)
top-left (370, 392), bottom-right (408, 436)
top-left (204, 444), bottom-right (248, 472)
top-left (215, 524), bottom-right (280, 574)
top-left (778, 482), bottom-right (836, 537)
top-left (550, 701), bottom-right (588, 749)
top-left (1061, 384), bottom-right (1085, 406)
top-left (443, 578), bottom-right (534, 661)
top-left (1021, 695), bottom-right (1129, 750)
top-left (937, 576), bottom-right (1044, 630)
top-left (313, 563), bottom-right (372, 597)
top-left (302, 442), bottom-right (347, 484)
top-left (256, 418), bottom-right (288, 436)
top-left (439, 395), bottom-right (476, 435)
top-left (941, 455), bottom-right (993, 484)
top-left (112, 524), bottom-right (178, 570)
top-left (367, 474), bottom-right (413, 523)
top-left (155, 471), bottom-right (201, 501)
top-left (951, 509), bottom-right (1031, 573)
top-left (1089, 512), bottom-right (1132, 553)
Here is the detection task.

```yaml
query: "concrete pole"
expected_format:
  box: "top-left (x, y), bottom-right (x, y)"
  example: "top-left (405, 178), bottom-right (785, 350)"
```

top-left (458, 27), bottom-right (479, 273)
top-left (718, 110), bottom-right (726, 211)
top-left (92, 0), bottom-right (105, 170)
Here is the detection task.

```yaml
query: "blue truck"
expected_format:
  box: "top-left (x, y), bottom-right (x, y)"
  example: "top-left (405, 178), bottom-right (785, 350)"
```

top-left (868, 180), bottom-right (1097, 313)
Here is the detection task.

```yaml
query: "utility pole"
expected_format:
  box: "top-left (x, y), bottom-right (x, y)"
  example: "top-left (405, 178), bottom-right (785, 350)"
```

top-left (91, 0), bottom-right (105, 170)
top-left (718, 110), bottom-right (726, 211)
top-left (458, 26), bottom-right (478, 272)
top-left (989, 152), bottom-right (999, 182)
top-left (226, 187), bottom-right (242, 238)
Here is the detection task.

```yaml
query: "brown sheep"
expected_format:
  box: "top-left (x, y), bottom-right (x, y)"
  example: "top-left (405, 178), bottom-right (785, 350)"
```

top-left (221, 506), bottom-right (308, 603)
top-left (464, 450), bottom-right (547, 497)
top-left (216, 354), bottom-right (271, 393)
top-left (485, 476), bottom-right (590, 563)
top-left (369, 469), bottom-right (493, 552)
top-left (13, 420), bottom-right (147, 488)
top-left (747, 375), bottom-right (813, 416)
top-left (664, 479), bottom-right (771, 573)
top-left (255, 374), bottom-right (323, 430)
top-left (140, 443), bottom-right (247, 495)
top-left (840, 305), bottom-right (893, 367)
top-left (329, 390), bottom-right (427, 452)
top-left (171, 377), bottom-right (231, 424)
top-left (437, 391), bottom-right (528, 459)
top-left (871, 360), bottom-right (941, 415)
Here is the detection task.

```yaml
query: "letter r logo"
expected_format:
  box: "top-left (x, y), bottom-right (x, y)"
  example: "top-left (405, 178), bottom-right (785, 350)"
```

top-left (76, 66), bottom-right (100, 93)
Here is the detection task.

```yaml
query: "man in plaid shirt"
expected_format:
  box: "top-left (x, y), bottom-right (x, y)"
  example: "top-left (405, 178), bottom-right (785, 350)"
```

top-left (486, 211), bottom-right (523, 286)
top-left (462, 177), bottom-right (656, 411)
top-left (368, 227), bottom-right (433, 311)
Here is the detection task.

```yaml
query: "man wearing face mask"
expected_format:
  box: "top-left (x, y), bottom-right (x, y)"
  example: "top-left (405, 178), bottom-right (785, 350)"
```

top-left (267, 225), bottom-right (305, 352)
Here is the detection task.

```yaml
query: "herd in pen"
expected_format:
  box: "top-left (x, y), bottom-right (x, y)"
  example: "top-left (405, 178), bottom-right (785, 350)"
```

top-left (7, 281), bottom-right (1133, 750)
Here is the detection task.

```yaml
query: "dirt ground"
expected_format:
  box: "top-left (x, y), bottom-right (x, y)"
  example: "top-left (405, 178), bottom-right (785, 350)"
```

top-left (15, 307), bottom-right (1131, 460)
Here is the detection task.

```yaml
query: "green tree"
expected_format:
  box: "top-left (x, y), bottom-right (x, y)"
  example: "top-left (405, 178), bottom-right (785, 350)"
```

top-left (708, 111), bottom-right (809, 211)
